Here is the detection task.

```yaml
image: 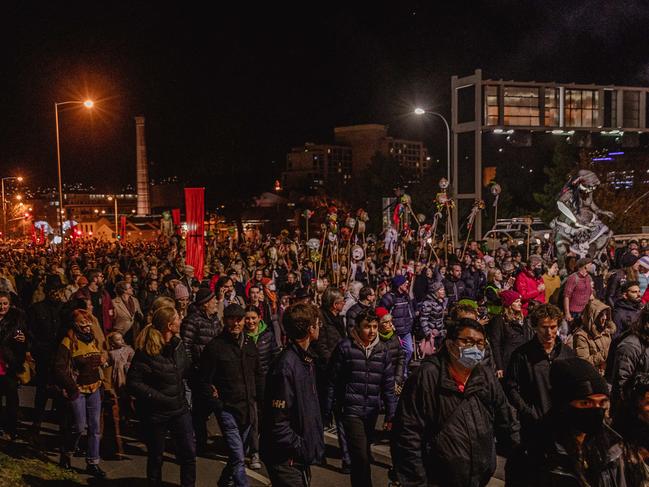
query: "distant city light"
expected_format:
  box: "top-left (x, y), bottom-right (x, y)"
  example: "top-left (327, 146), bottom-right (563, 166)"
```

top-left (414, 108), bottom-right (426, 115)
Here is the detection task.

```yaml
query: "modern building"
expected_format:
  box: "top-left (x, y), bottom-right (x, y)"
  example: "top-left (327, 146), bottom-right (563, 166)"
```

top-left (451, 69), bottom-right (649, 238)
top-left (282, 124), bottom-right (430, 190)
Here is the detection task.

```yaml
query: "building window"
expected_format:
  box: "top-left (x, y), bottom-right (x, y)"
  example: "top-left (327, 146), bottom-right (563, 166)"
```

top-left (503, 86), bottom-right (540, 126)
top-left (544, 88), bottom-right (560, 127)
top-left (623, 91), bottom-right (640, 128)
top-left (565, 89), bottom-right (599, 127)
top-left (484, 85), bottom-right (499, 125)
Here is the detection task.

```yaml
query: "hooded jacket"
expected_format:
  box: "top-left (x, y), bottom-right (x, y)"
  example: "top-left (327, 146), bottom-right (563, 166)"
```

top-left (391, 350), bottom-right (520, 487)
top-left (612, 298), bottom-right (642, 339)
top-left (572, 299), bottom-right (616, 372)
top-left (246, 320), bottom-right (278, 376)
top-left (325, 329), bottom-right (396, 421)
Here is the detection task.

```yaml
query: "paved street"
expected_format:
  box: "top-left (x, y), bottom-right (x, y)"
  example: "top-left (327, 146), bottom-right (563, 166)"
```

top-left (9, 385), bottom-right (503, 486)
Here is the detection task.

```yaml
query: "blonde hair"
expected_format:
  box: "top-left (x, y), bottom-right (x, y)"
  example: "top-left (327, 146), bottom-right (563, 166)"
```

top-left (136, 306), bottom-right (177, 356)
top-left (147, 296), bottom-right (175, 323)
top-left (504, 306), bottom-right (524, 323)
top-left (487, 268), bottom-right (501, 284)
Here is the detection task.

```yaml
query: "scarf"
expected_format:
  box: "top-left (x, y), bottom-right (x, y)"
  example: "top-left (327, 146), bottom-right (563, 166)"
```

top-left (75, 329), bottom-right (95, 344)
top-left (124, 295), bottom-right (135, 315)
top-left (379, 329), bottom-right (395, 341)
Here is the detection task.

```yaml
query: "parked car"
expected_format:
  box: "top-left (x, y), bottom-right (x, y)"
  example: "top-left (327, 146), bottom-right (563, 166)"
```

top-left (483, 218), bottom-right (552, 247)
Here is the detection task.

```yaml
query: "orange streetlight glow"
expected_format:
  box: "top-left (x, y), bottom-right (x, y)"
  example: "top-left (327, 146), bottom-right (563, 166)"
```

top-left (84, 100), bottom-right (94, 109)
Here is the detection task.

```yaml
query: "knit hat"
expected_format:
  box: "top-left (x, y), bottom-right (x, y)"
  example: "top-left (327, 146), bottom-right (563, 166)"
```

top-left (500, 290), bottom-right (522, 308)
top-left (550, 358), bottom-right (608, 405)
top-left (223, 303), bottom-right (245, 319)
top-left (639, 256), bottom-right (649, 270)
top-left (375, 306), bottom-right (392, 322)
top-left (576, 257), bottom-right (593, 269)
top-left (430, 281), bottom-right (444, 295)
top-left (391, 275), bottom-right (407, 289)
top-left (174, 284), bottom-right (190, 300)
top-left (76, 276), bottom-right (89, 287)
top-left (620, 253), bottom-right (639, 268)
top-left (195, 287), bottom-right (215, 306)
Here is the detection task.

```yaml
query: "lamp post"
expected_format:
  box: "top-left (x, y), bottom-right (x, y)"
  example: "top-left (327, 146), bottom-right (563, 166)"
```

top-left (55, 99), bottom-right (94, 246)
top-left (414, 108), bottom-right (451, 188)
top-left (1, 176), bottom-right (23, 240)
top-left (107, 195), bottom-right (119, 240)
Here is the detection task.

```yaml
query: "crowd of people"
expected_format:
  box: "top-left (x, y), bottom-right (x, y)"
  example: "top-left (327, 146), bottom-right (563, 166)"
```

top-left (0, 233), bottom-right (649, 487)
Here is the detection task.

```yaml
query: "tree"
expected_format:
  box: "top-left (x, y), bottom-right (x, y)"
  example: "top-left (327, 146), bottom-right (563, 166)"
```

top-left (533, 140), bottom-right (579, 223)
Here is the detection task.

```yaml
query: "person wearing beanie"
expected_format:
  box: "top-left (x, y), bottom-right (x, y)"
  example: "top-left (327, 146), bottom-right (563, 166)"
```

top-left (380, 273), bottom-right (415, 378)
top-left (563, 256), bottom-right (594, 324)
top-left (174, 283), bottom-right (191, 320)
top-left (180, 287), bottom-right (222, 454)
top-left (605, 252), bottom-right (640, 307)
top-left (525, 358), bottom-right (622, 486)
top-left (415, 280), bottom-right (448, 354)
top-left (638, 256), bottom-right (649, 296)
top-left (504, 304), bottom-right (575, 484)
top-left (487, 290), bottom-right (533, 379)
top-left (376, 307), bottom-right (405, 392)
top-left (514, 256), bottom-right (546, 316)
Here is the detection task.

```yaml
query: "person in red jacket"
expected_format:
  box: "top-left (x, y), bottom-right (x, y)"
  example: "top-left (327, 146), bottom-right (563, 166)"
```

top-left (514, 256), bottom-right (546, 315)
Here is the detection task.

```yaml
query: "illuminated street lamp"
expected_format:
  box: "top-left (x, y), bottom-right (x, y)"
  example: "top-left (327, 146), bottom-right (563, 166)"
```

top-left (55, 99), bottom-right (94, 245)
top-left (1, 176), bottom-right (23, 239)
top-left (414, 108), bottom-right (451, 188)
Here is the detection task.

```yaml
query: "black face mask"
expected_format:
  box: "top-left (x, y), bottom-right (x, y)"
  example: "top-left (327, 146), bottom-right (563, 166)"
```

top-left (533, 268), bottom-right (543, 278)
top-left (567, 407), bottom-right (605, 435)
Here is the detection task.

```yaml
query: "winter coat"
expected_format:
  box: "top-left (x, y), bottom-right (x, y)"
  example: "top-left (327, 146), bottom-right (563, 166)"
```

top-left (312, 308), bottom-right (345, 368)
top-left (379, 331), bottom-right (404, 384)
top-left (514, 268), bottom-right (546, 314)
top-left (391, 350), bottom-right (520, 487)
top-left (198, 331), bottom-right (264, 427)
top-left (484, 284), bottom-right (502, 315)
top-left (443, 276), bottom-right (467, 307)
top-left (379, 290), bottom-right (415, 336)
top-left (487, 314), bottom-right (534, 373)
top-left (572, 299), bottom-right (616, 372)
top-left (0, 307), bottom-right (28, 375)
top-left (413, 274), bottom-right (435, 304)
top-left (527, 422), bottom-right (627, 487)
top-left (260, 342), bottom-right (324, 466)
top-left (27, 298), bottom-right (65, 362)
top-left (126, 336), bottom-right (190, 423)
top-left (181, 308), bottom-right (222, 370)
top-left (605, 269), bottom-right (627, 308)
top-left (612, 298), bottom-right (642, 340)
top-left (415, 294), bottom-right (447, 340)
top-left (325, 331), bottom-right (397, 421)
top-left (345, 301), bottom-right (370, 332)
top-left (609, 332), bottom-right (649, 419)
top-left (462, 268), bottom-right (487, 301)
top-left (246, 320), bottom-right (278, 376)
top-left (112, 295), bottom-right (143, 338)
top-left (504, 337), bottom-right (575, 447)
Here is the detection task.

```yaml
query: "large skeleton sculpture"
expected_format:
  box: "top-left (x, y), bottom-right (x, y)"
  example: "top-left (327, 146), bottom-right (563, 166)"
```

top-left (552, 169), bottom-right (613, 266)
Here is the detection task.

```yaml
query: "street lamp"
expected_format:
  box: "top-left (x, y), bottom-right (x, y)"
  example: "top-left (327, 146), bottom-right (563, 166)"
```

top-left (1, 176), bottom-right (23, 240)
top-left (107, 195), bottom-right (118, 239)
top-left (414, 108), bottom-right (451, 188)
top-left (55, 99), bottom-right (94, 245)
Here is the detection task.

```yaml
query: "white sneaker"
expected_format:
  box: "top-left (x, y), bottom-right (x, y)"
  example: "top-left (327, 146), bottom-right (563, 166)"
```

top-left (250, 453), bottom-right (262, 470)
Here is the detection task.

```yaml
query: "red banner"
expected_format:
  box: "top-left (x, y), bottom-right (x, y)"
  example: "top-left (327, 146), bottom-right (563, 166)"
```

top-left (31, 223), bottom-right (37, 245)
top-left (172, 208), bottom-right (181, 235)
top-left (120, 216), bottom-right (127, 240)
top-left (184, 188), bottom-right (205, 281)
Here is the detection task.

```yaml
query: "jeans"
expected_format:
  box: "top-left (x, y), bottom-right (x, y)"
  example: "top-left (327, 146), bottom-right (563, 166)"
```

top-left (342, 415), bottom-right (378, 487)
top-left (145, 411), bottom-right (196, 487)
top-left (399, 333), bottom-right (413, 377)
top-left (216, 410), bottom-right (251, 487)
top-left (66, 389), bottom-right (101, 464)
top-left (0, 375), bottom-right (19, 435)
top-left (267, 462), bottom-right (312, 487)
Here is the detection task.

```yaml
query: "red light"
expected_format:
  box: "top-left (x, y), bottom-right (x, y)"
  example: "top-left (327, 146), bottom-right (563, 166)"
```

top-left (24, 212), bottom-right (30, 218)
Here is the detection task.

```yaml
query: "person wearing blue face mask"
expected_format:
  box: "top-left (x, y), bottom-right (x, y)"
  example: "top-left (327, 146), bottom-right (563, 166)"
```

top-left (391, 318), bottom-right (520, 487)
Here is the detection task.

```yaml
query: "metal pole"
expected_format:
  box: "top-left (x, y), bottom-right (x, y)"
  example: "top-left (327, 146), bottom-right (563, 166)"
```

top-left (55, 103), bottom-right (65, 248)
top-left (114, 197), bottom-right (119, 239)
top-left (428, 112), bottom-right (451, 187)
top-left (1, 179), bottom-right (5, 240)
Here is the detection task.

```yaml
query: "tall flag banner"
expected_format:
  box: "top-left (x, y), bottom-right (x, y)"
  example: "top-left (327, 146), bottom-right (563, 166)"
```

top-left (184, 188), bottom-right (205, 281)
top-left (172, 208), bottom-right (181, 235)
top-left (120, 216), bottom-right (127, 240)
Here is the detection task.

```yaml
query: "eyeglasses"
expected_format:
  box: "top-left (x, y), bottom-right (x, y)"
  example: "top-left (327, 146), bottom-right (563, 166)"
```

top-left (455, 337), bottom-right (487, 350)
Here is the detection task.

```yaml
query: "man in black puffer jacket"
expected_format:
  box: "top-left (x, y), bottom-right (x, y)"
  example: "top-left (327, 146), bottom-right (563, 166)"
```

top-left (345, 285), bottom-right (375, 334)
top-left (379, 275), bottom-right (415, 378)
top-left (180, 288), bottom-right (222, 452)
top-left (612, 280), bottom-right (642, 339)
top-left (391, 319), bottom-right (519, 487)
top-left (199, 304), bottom-right (264, 487)
top-left (326, 309), bottom-right (396, 487)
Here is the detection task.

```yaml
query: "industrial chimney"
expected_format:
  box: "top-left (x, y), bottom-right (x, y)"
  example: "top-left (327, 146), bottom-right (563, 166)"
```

top-left (135, 116), bottom-right (150, 216)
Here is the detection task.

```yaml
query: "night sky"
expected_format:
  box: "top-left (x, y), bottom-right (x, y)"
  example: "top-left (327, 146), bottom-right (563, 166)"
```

top-left (2, 1), bottom-right (649, 202)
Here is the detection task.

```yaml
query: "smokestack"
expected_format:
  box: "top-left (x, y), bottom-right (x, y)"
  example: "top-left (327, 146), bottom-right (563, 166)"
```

top-left (135, 116), bottom-right (150, 216)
